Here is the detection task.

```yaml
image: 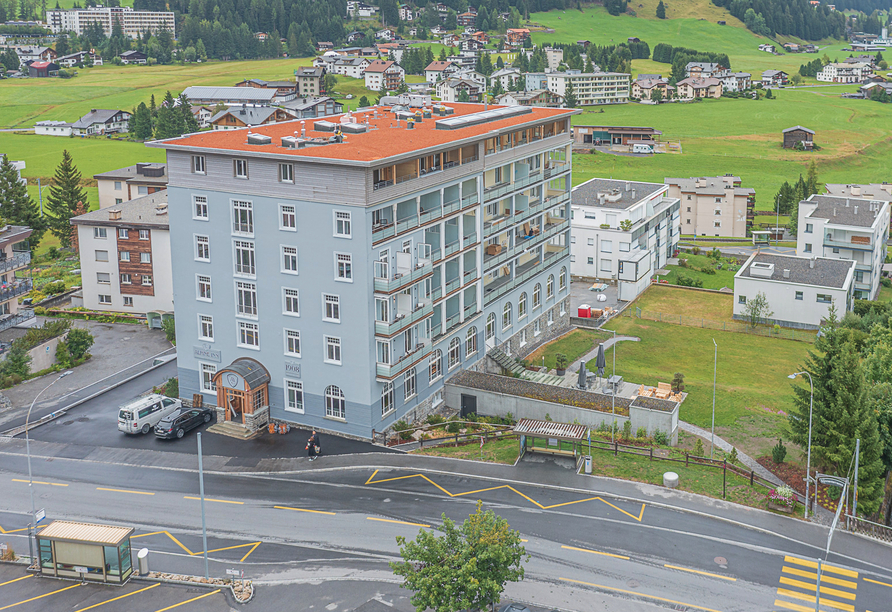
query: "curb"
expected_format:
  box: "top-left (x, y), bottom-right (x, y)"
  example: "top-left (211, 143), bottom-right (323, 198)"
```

top-left (133, 573), bottom-right (253, 604)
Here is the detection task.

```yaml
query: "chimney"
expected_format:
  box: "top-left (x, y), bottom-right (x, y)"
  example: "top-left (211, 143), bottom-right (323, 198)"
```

top-left (851, 185), bottom-right (861, 196)
top-left (833, 208), bottom-right (837, 217)
top-left (625, 182), bottom-right (631, 191)
top-left (846, 199), bottom-right (850, 207)
top-left (783, 269), bottom-right (790, 279)
top-left (300, 120), bottom-right (306, 137)
top-left (809, 257), bottom-right (815, 269)
top-left (108, 209), bottom-right (122, 220)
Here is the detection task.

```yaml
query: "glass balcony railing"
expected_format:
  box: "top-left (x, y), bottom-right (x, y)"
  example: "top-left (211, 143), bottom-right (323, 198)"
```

top-left (0, 308), bottom-right (34, 333)
top-left (374, 259), bottom-right (433, 293)
top-left (376, 340), bottom-right (432, 379)
top-left (0, 252), bottom-right (31, 275)
top-left (374, 302), bottom-right (434, 337)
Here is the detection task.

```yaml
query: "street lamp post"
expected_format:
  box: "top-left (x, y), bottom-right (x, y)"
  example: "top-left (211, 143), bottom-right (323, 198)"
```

top-left (711, 338), bottom-right (717, 458)
top-left (788, 371), bottom-right (814, 520)
top-left (26, 370), bottom-right (73, 565)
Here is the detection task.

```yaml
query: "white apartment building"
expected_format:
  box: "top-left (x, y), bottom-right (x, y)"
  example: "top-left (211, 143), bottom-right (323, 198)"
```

top-left (570, 179), bottom-right (680, 301)
top-left (816, 62), bottom-right (872, 83)
top-left (547, 71), bottom-right (630, 105)
top-left (733, 253), bottom-right (855, 329)
top-left (797, 194), bottom-right (890, 300)
top-left (45, 6), bottom-right (175, 38)
top-left (70, 192), bottom-right (174, 314)
top-left (665, 175), bottom-right (755, 238)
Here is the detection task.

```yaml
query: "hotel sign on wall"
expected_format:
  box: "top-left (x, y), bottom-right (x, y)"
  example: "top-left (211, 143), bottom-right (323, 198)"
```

top-left (193, 345), bottom-right (222, 363)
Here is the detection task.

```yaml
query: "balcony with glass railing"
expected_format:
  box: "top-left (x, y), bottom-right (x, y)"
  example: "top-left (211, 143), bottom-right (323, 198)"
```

top-left (374, 258), bottom-right (433, 293)
top-left (0, 308), bottom-right (34, 333)
top-left (0, 252), bottom-right (30, 275)
top-left (376, 339), bottom-right (432, 379)
top-left (375, 301), bottom-right (434, 337)
top-left (0, 278), bottom-right (32, 304)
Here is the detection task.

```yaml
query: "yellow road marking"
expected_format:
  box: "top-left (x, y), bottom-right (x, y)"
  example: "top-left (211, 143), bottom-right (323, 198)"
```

top-left (183, 496), bottom-right (243, 504)
top-left (367, 517), bottom-right (430, 527)
top-left (365, 471), bottom-right (646, 521)
top-left (11, 478), bottom-right (67, 487)
top-left (864, 577), bottom-right (892, 589)
top-left (779, 577), bottom-right (856, 600)
top-left (153, 589), bottom-right (221, 612)
top-left (559, 577), bottom-right (723, 612)
top-left (776, 588), bottom-right (855, 612)
top-left (784, 556), bottom-right (859, 578)
top-left (75, 583), bottom-right (159, 611)
top-left (97, 487), bottom-right (154, 496)
top-left (129, 530), bottom-right (259, 557)
top-left (782, 566), bottom-right (857, 589)
top-left (274, 505), bottom-right (336, 515)
top-left (131, 531), bottom-right (168, 538)
top-left (0, 525), bottom-right (28, 534)
top-left (239, 541), bottom-right (262, 563)
top-left (520, 539), bottom-right (528, 542)
top-left (561, 544), bottom-right (630, 560)
top-left (0, 576), bottom-right (31, 588)
top-left (199, 542), bottom-right (262, 556)
top-left (664, 564), bottom-right (737, 581)
top-left (0, 583), bottom-right (81, 610)
top-left (775, 599), bottom-right (817, 612)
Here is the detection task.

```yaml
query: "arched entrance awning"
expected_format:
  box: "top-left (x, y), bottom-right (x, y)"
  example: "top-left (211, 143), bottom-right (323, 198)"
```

top-left (212, 358), bottom-right (271, 424)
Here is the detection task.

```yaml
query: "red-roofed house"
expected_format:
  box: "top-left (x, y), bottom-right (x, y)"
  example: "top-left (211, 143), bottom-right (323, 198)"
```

top-left (424, 60), bottom-right (460, 83)
top-left (506, 28), bottom-right (530, 47)
top-left (28, 61), bottom-right (59, 78)
top-left (364, 59), bottom-right (405, 91)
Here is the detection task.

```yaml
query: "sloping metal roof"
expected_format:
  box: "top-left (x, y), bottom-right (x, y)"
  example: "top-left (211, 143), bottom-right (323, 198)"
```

top-left (514, 418), bottom-right (586, 441)
top-left (182, 86), bottom-right (277, 102)
top-left (223, 357), bottom-right (270, 389)
top-left (38, 520), bottom-right (133, 545)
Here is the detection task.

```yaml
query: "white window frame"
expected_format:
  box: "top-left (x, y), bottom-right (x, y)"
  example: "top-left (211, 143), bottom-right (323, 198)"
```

top-left (198, 314), bottom-right (214, 341)
top-left (466, 327), bottom-right (477, 357)
top-left (200, 362), bottom-right (216, 393)
top-left (335, 252), bottom-right (353, 282)
top-left (279, 204), bottom-right (296, 231)
top-left (323, 294), bottom-right (340, 323)
top-left (518, 292), bottom-right (527, 319)
top-left (404, 368), bottom-right (416, 400)
top-left (192, 155), bottom-right (206, 174)
top-left (485, 313), bottom-right (495, 340)
top-left (324, 385), bottom-right (346, 419)
top-left (546, 275), bottom-right (554, 299)
top-left (233, 240), bottom-right (255, 276)
top-left (279, 163), bottom-right (294, 183)
top-left (118, 228), bottom-right (128, 239)
top-left (120, 273), bottom-right (131, 285)
top-left (141, 275), bottom-right (152, 286)
top-left (196, 274), bottom-right (212, 302)
top-left (238, 321), bottom-right (260, 349)
top-left (284, 329), bottom-right (301, 357)
top-left (284, 379), bottom-right (304, 413)
top-left (502, 302), bottom-right (512, 330)
top-left (139, 229), bottom-right (150, 240)
top-left (95, 250), bottom-right (108, 262)
top-left (232, 199), bottom-right (254, 236)
top-left (96, 272), bottom-right (110, 284)
top-left (334, 210), bottom-right (352, 238)
top-left (429, 349), bottom-right (442, 382)
top-left (324, 336), bottom-right (342, 365)
top-left (140, 252), bottom-right (151, 264)
top-left (283, 288), bottom-right (300, 317)
top-left (98, 294), bottom-right (112, 304)
top-left (123, 296), bottom-right (134, 307)
top-left (532, 283), bottom-right (541, 309)
top-left (194, 235), bottom-right (210, 262)
top-left (282, 245), bottom-right (299, 274)
top-left (448, 337), bottom-right (461, 370)
top-left (93, 227), bottom-right (107, 239)
top-left (234, 158), bottom-right (248, 179)
top-left (236, 281), bottom-right (258, 318)
top-left (382, 381), bottom-right (395, 416)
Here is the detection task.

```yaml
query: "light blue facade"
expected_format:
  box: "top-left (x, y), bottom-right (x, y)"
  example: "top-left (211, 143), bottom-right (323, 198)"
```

top-left (156, 108), bottom-right (575, 440)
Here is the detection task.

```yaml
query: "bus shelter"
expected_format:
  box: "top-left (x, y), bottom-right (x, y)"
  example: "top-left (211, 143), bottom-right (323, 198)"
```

top-left (515, 418), bottom-right (587, 457)
top-left (36, 520), bottom-right (134, 584)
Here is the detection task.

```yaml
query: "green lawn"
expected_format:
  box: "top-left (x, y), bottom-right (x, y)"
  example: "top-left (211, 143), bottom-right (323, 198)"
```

top-left (12, 136), bottom-right (163, 184)
top-left (525, 328), bottom-right (611, 370)
top-left (413, 436), bottom-right (520, 464)
top-left (631, 285), bottom-right (734, 322)
top-left (659, 252), bottom-right (741, 290)
top-left (595, 316), bottom-right (809, 458)
top-left (878, 284), bottom-right (892, 302)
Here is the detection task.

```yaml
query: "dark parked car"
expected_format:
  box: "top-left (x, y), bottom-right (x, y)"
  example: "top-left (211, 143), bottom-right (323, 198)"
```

top-left (154, 407), bottom-right (214, 439)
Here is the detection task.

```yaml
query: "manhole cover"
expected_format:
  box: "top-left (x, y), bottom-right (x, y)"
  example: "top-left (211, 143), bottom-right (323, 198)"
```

top-left (626, 579), bottom-right (640, 589)
top-left (714, 556), bottom-right (728, 568)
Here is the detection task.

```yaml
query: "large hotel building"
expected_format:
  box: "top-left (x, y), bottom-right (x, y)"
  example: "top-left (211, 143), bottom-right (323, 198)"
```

top-left (46, 7), bottom-right (175, 38)
top-left (149, 102), bottom-right (577, 439)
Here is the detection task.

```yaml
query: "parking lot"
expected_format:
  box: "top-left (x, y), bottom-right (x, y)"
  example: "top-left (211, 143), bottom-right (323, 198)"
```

top-left (0, 564), bottom-right (229, 612)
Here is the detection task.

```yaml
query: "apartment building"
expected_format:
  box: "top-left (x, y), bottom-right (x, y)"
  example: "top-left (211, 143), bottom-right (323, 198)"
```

top-left (824, 183), bottom-right (892, 232)
top-left (675, 77), bottom-right (722, 99)
top-left (816, 62), bottom-right (872, 83)
top-left (569, 179), bottom-right (680, 302)
top-left (295, 67), bottom-right (325, 97)
top-left (546, 71), bottom-right (631, 105)
top-left (363, 60), bottom-right (405, 92)
top-left (45, 6), bottom-right (175, 38)
top-left (70, 192), bottom-right (173, 314)
top-left (796, 194), bottom-right (890, 300)
top-left (665, 175), bottom-right (755, 238)
top-left (147, 103), bottom-right (576, 440)
top-left (0, 225), bottom-right (35, 332)
top-left (94, 163), bottom-right (168, 209)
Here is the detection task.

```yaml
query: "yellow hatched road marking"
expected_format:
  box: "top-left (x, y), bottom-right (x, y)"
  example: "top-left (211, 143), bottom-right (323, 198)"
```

top-left (0, 583), bottom-right (81, 610)
top-left (560, 545), bottom-right (629, 560)
top-left (559, 577), bottom-right (723, 612)
top-left (129, 530), bottom-right (259, 557)
top-left (74, 583), bottom-right (159, 611)
top-left (274, 505), bottom-right (336, 515)
top-left (782, 566), bottom-right (858, 589)
top-left (779, 577), bottom-right (856, 600)
top-left (784, 556), bottom-right (859, 578)
top-left (367, 517), bottom-right (430, 527)
top-left (864, 577), bottom-right (892, 589)
top-left (11, 478), bottom-right (67, 487)
top-left (0, 525), bottom-right (28, 534)
top-left (0, 576), bottom-right (31, 588)
top-left (775, 599), bottom-right (817, 612)
top-left (96, 487), bottom-right (154, 496)
top-left (183, 496), bottom-right (243, 504)
top-left (776, 588), bottom-right (855, 612)
top-left (239, 541), bottom-right (262, 563)
top-left (152, 589), bottom-right (221, 612)
top-left (664, 563), bottom-right (737, 581)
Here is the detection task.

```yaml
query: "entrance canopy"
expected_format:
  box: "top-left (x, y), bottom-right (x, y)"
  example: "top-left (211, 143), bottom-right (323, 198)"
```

top-left (213, 357), bottom-right (270, 392)
top-left (212, 357), bottom-right (271, 428)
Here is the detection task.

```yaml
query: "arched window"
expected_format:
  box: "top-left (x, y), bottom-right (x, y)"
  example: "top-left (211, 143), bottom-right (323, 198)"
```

top-left (325, 385), bottom-right (345, 419)
top-left (448, 337), bottom-right (461, 369)
top-left (559, 267), bottom-right (567, 291)
top-left (429, 349), bottom-right (442, 382)
top-left (466, 326), bottom-right (478, 357)
top-left (485, 313), bottom-right (495, 340)
top-left (518, 292), bottom-right (527, 319)
top-left (502, 302), bottom-right (512, 330)
top-left (546, 275), bottom-right (554, 299)
top-left (381, 382), bottom-right (394, 416)
top-left (532, 283), bottom-right (541, 309)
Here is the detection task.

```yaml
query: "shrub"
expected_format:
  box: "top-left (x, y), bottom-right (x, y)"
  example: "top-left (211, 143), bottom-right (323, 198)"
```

top-left (772, 438), bottom-right (787, 464)
top-left (729, 447), bottom-right (739, 464)
top-left (555, 353), bottom-right (568, 370)
top-left (33, 306), bottom-right (46, 315)
top-left (675, 274), bottom-right (703, 288)
top-left (693, 438), bottom-right (705, 457)
top-left (691, 246), bottom-right (701, 255)
top-left (41, 280), bottom-right (66, 295)
top-left (636, 426), bottom-right (647, 439)
top-left (622, 420), bottom-right (632, 440)
top-left (47, 246), bottom-right (59, 259)
top-left (55, 340), bottom-right (71, 367)
top-left (678, 258), bottom-right (688, 268)
top-left (881, 277), bottom-right (892, 288)
top-left (164, 377), bottom-right (179, 398)
top-left (671, 372), bottom-right (685, 393)
top-left (597, 421), bottom-right (608, 432)
top-left (426, 414), bottom-right (445, 426)
top-left (162, 317), bottom-right (176, 343)
top-left (393, 419), bottom-right (414, 441)
top-left (502, 412), bottom-right (515, 425)
top-left (653, 429), bottom-right (669, 445)
top-left (65, 328), bottom-right (94, 360)
top-left (445, 420), bottom-right (461, 433)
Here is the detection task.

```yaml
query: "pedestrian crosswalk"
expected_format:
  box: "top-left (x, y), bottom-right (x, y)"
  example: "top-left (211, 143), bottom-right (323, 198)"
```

top-left (774, 556), bottom-right (858, 612)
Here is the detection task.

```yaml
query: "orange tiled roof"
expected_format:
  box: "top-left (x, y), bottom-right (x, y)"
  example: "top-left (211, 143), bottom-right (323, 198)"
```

top-left (154, 103), bottom-right (576, 163)
top-left (365, 60), bottom-right (395, 73)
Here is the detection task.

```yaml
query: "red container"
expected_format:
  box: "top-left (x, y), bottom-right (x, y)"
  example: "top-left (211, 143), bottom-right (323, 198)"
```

top-left (577, 304), bottom-right (591, 318)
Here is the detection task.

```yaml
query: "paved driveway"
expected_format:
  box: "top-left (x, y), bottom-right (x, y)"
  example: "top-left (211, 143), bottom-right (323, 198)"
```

top-left (570, 280), bottom-right (618, 314)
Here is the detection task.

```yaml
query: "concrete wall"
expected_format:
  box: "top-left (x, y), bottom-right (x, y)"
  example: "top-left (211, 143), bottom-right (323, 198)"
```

top-left (28, 335), bottom-right (65, 372)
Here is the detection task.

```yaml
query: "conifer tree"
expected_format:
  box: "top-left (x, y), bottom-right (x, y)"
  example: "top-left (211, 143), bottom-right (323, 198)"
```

top-left (45, 150), bottom-right (88, 248)
top-left (656, 0), bottom-right (666, 18)
top-left (563, 81), bottom-right (577, 107)
top-left (0, 155), bottom-right (43, 248)
top-left (130, 102), bottom-right (153, 140)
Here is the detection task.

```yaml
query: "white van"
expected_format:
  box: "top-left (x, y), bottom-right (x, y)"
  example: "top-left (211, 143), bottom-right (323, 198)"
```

top-left (118, 394), bottom-right (182, 434)
top-left (632, 143), bottom-right (654, 154)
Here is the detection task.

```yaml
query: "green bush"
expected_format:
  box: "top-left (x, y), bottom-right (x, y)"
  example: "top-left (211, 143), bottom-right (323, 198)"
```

top-left (597, 421), bottom-right (609, 432)
top-left (41, 280), bottom-right (66, 295)
top-left (161, 317), bottom-right (176, 343)
top-left (882, 277), bottom-right (892, 288)
top-left (33, 306), bottom-right (46, 315)
top-left (675, 274), bottom-right (704, 288)
top-left (425, 414), bottom-right (445, 426)
top-left (636, 426), bottom-right (648, 439)
top-left (393, 419), bottom-right (413, 441)
top-left (653, 429), bottom-right (669, 445)
top-left (622, 420), bottom-right (632, 440)
top-left (728, 447), bottom-right (739, 464)
top-left (164, 377), bottom-right (179, 398)
top-left (54, 341), bottom-right (70, 367)
top-left (772, 438), bottom-right (787, 464)
top-left (446, 420), bottom-right (461, 434)
top-left (65, 328), bottom-right (94, 360)
top-left (691, 246), bottom-right (702, 255)
top-left (693, 438), bottom-right (705, 457)
top-left (1, 344), bottom-right (30, 379)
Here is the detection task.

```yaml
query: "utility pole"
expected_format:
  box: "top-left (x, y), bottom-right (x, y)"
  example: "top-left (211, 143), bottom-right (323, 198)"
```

top-left (853, 438), bottom-right (860, 517)
top-left (711, 338), bottom-right (717, 458)
top-left (37, 178), bottom-right (43, 217)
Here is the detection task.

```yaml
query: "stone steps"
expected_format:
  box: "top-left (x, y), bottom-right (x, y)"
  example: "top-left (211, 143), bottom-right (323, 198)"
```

top-left (487, 347), bottom-right (566, 386)
top-left (207, 421), bottom-right (263, 440)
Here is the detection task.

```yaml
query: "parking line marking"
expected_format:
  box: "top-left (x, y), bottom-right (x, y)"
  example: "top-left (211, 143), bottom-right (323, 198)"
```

top-left (75, 583), bottom-right (159, 611)
top-left (11, 478), bottom-right (67, 487)
top-left (776, 588), bottom-right (854, 612)
top-left (782, 565), bottom-right (857, 589)
top-left (97, 487), bottom-right (154, 496)
top-left (131, 531), bottom-right (167, 538)
top-left (784, 556), bottom-right (859, 578)
top-left (274, 505), bottom-right (336, 515)
top-left (559, 577), bottom-right (723, 612)
top-left (664, 564), bottom-right (737, 581)
top-left (198, 542), bottom-right (262, 556)
top-left (367, 517), bottom-right (430, 527)
top-left (0, 583), bottom-right (81, 610)
top-left (239, 542), bottom-right (262, 563)
top-left (184, 496), bottom-right (243, 504)
top-left (0, 576), bottom-right (31, 588)
top-left (153, 588), bottom-right (221, 612)
top-left (864, 577), bottom-right (892, 589)
top-left (779, 577), bottom-right (856, 600)
top-left (561, 545), bottom-right (629, 560)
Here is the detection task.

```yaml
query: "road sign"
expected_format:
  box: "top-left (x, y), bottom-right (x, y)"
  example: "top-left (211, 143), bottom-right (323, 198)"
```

top-left (35, 509), bottom-right (45, 524)
top-left (74, 566), bottom-right (88, 574)
top-left (226, 568), bottom-right (240, 576)
top-left (0, 543), bottom-right (7, 551)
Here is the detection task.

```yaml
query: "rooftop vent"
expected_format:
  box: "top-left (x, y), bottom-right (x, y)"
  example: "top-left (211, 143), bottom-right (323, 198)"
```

top-left (783, 269), bottom-right (790, 279)
top-left (749, 261), bottom-right (775, 278)
top-left (155, 204), bottom-right (168, 216)
top-left (314, 120), bottom-right (338, 132)
top-left (809, 257), bottom-right (816, 269)
top-left (108, 209), bottom-right (122, 221)
top-left (340, 122), bottom-right (367, 134)
top-left (247, 132), bottom-right (272, 145)
top-left (435, 106), bottom-right (532, 130)
top-left (851, 185), bottom-right (862, 196)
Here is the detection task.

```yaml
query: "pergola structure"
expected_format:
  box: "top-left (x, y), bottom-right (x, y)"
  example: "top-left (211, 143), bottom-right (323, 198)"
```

top-left (514, 418), bottom-right (587, 457)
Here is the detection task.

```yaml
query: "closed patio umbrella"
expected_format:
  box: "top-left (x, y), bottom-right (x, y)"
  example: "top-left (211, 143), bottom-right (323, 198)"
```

top-left (595, 343), bottom-right (606, 386)
top-left (577, 362), bottom-right (587, 389)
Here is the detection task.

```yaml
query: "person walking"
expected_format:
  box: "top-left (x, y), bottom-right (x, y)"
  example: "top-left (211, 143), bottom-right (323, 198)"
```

top-left (307, 430), bottom-right (321, 461)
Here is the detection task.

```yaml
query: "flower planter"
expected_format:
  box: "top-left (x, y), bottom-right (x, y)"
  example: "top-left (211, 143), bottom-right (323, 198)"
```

top-left (556, 368), bottom-right (566, 376)
top-left (768, 501), bottom-right (794, 514)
